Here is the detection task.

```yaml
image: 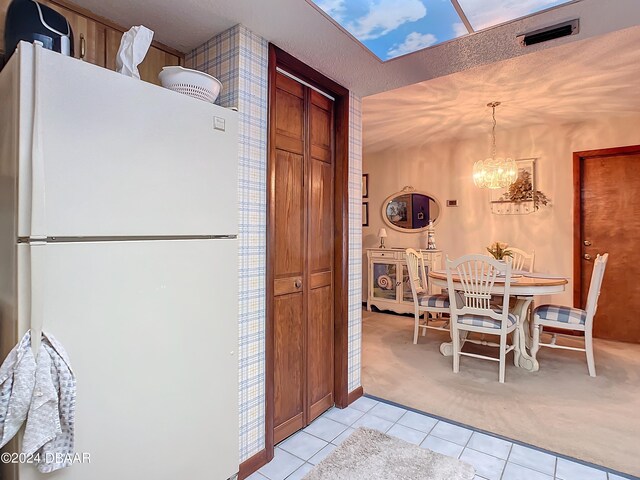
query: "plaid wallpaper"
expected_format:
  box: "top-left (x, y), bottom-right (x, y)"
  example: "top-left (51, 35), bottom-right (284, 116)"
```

top-left (187, 25), bottom-right (362, 463)
top-left (348, 92), bottom-right (363, 392)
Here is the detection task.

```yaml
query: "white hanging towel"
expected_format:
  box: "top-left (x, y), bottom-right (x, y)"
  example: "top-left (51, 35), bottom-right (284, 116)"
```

top-left (0, 332), bottom-right (36, 448)
top-left (24, 331), bottom-right (76, 473)
top-left (0, 331), bottom-right (76, 473)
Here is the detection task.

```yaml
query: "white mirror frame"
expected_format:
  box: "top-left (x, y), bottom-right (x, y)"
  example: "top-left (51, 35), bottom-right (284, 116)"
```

top-left (381, 186), bottom-right (442, 233)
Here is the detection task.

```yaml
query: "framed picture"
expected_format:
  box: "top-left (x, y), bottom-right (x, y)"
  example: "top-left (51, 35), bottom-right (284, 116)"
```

top-left (490, 158), bottom-right (536, 203)
top-left (362, 174), bottom-right (369, 198)
top-left (362, 202), bottom-right (369, 226)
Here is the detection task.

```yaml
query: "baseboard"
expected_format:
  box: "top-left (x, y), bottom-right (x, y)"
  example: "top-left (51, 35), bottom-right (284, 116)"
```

top-left (347, 386), bottom-right (364, 405)
top-left (238, 448), bottom-right (269, 480)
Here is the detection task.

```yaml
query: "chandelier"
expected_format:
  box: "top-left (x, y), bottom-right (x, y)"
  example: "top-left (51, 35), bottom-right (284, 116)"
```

top-left (473, 102), bottom-right (517, 189)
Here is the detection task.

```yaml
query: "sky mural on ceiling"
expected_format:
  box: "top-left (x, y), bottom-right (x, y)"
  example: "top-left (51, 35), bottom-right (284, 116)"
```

top-left (311, 0), bottom-right (573, 60)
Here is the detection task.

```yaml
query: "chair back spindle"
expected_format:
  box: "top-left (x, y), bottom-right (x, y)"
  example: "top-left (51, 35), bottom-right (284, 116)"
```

top-left (584, 253), bottom-right (609, 327)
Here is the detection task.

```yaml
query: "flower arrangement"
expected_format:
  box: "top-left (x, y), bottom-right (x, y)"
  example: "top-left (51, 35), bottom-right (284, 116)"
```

top-left (487, 241), bottom-right (512, 260)
top-left (499, 171), bottom-right (550, 210)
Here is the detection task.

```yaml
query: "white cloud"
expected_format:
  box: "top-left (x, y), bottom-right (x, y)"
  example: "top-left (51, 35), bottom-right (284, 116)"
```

top-left (453, 22), bottom-right (469, 37)
top-left (316, 0), bottom-right (346, 21)
top-left (346, 0), bottom-right (427, 41)
top-left (387, 31), bottom-right (437, 58)
top-left (458, 0), bottom-right (566, 30)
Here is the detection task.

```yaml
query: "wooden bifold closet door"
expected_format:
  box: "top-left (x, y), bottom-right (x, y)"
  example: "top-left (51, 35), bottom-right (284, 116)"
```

top-left (271, 71), bottom-right (335, 444)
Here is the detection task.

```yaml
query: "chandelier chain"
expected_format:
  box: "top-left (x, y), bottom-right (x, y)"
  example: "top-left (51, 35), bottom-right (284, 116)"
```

top-left (491, 105), bottom-right (497, 159)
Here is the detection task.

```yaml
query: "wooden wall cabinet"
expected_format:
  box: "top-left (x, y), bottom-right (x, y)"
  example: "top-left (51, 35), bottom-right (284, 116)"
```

top-left (366, 247), bottom-right (442, 314)
top-left (41, 0), bottom-right (106, 66)
top-left (1, 0), bottom-right (182, 85)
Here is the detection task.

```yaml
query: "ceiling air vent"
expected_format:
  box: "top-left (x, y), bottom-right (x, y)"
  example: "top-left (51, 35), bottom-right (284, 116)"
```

top-left (517, 19), bottom-right (579, 47)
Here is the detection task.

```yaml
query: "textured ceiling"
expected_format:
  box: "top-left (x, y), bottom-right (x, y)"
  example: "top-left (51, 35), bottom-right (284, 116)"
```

top-left (64, 0), bottom-right (640, 96)
top-left (363, 25), bottom-right (640, 152)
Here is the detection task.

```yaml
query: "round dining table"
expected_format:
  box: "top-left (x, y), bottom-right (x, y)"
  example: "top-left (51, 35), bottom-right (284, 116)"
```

top-left (428, 270), bottom-right (568, 372)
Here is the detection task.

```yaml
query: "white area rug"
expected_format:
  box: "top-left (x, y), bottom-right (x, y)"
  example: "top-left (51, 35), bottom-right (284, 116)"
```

top-left (303, 427), bottom-right (475, 480)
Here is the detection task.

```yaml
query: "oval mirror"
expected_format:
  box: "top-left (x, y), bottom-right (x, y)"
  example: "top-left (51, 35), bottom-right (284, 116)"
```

top-left (382, 187), bottom-right (441, 232)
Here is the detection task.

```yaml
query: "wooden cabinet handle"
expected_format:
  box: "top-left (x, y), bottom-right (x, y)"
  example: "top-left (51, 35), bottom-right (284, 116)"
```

top-left (80, 34), bottom-right (86, 59)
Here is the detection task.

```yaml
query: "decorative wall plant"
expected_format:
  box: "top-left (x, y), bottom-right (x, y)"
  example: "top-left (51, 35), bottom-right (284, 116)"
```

top-left (490, 158), bottom-right (551, 214)
top-left (500, 170), bottom-right (550, 210)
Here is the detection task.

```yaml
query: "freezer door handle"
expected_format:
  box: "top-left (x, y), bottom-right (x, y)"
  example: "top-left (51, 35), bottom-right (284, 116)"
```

top-left (29, 243), bottom-right (46, 354)
top-left (30, 43), bottom-right (47, 238)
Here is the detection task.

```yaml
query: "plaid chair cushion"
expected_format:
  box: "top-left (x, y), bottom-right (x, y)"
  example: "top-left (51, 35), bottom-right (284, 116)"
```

top-left (418, 294), bottom-right (450, 309)
top-left (457, 312), bottom-right (517, 329)
top-left (534, 304), bottom-right (587, 325)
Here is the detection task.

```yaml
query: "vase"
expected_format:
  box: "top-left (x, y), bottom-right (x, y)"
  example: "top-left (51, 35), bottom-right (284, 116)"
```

top-left (494, 259), bottom-right (508, 276)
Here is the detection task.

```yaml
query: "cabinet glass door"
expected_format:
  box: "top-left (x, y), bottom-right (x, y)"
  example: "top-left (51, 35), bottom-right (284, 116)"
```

top-left (372, 262), bottom-right (397, 300)
top-left (402, 265), bottom-right (413, 302)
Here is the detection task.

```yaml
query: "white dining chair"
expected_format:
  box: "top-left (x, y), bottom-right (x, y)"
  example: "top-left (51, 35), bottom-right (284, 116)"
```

top-left (507, 248), bottom-right (535, 272)
top-left (504, 248), bottom-right (535, 314)
top-left (531, 253), bottom-right (608, 377)
top-left (446, 254), bottom-right (518, 383)
top-left (405, 248), bottom-right (450, 344)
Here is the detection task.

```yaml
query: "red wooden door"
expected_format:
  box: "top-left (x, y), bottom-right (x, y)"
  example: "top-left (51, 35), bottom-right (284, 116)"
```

top-left (576, 146), bottom-right (640, 343)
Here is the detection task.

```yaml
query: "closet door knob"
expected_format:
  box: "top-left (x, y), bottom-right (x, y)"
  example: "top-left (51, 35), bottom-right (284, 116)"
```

top-left (294, 279), bottom-right (302, 289)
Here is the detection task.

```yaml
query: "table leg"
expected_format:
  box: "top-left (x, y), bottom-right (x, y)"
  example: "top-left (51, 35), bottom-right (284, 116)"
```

top-left (439, 318), bottom-right (454, 357)
top-left (440, 329), bottom-right (467, 357)
top-left (511, 297), bottom-right (539, 372)
top-left (439, 341), bottom-right (453, 356)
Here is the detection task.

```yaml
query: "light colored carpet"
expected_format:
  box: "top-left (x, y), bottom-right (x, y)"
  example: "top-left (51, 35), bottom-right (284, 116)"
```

top-left (303, 427), bottom-right (475, 480)
top-left (362, 309), bottom-right (640, 477)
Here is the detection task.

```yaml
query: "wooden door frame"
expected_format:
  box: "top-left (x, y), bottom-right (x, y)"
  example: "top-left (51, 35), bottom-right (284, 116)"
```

top-left (573, 144), bottom-right (640, 306)
top-left (265, 44), bottom-right (350, 462)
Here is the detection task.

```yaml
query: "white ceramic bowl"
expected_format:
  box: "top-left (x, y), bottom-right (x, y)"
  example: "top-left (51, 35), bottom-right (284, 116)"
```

top-left (158, 66), bottom-right (222, 103)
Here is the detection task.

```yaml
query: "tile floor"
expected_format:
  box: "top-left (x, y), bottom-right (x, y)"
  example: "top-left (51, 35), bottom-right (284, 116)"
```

top-left (248, 396), bottom-right (635, 480)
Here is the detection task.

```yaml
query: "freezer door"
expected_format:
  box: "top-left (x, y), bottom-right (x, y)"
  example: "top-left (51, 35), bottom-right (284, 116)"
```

top-left (18, 43), bottom-right (238, 238)
top-left (17, 240), bottom-right (239, 480)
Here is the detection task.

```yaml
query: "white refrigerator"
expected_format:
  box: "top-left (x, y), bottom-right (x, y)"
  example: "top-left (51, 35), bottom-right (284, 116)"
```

top-left (0, 42), bottom-right (239, 480)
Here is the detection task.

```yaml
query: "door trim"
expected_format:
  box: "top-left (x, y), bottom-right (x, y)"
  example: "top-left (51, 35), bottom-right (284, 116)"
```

top-left (265, 44), bottom-right (350, 463)
top-left (573, 144), bottom-right (640, 307)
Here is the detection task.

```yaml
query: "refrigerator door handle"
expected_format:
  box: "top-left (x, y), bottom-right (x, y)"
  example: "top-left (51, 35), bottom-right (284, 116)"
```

top-left (30, 42), bottom-right (47, 239)
top-left (29, 242), bottom-right (46, 354)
